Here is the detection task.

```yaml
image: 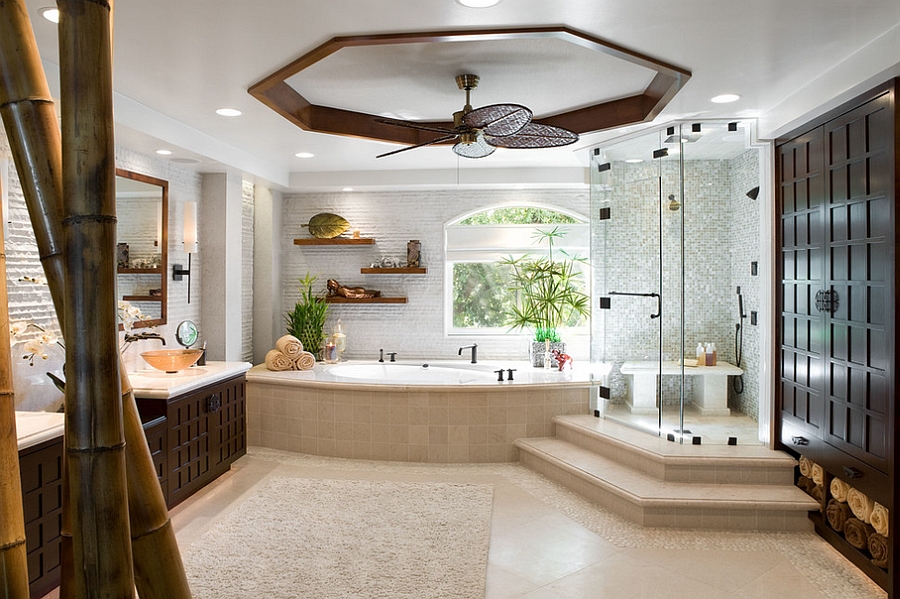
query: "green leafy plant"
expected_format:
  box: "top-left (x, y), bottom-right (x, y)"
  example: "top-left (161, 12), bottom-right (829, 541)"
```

top-left (285, 273), bottom-right (329, 359)
top-left (501, 227), bottom-right (590, 343)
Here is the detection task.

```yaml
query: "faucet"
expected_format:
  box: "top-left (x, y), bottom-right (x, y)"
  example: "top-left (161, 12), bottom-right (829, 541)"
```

top-left (458, 344), bottom-right (477, 364)
top-left (124, 331), bottom-right (166, 346)
top-left (378, 349), bottom-right (397, 363)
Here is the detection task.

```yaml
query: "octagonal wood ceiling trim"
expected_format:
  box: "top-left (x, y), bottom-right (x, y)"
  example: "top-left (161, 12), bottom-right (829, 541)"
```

top-left (249, 26), bottom-right (691, 148)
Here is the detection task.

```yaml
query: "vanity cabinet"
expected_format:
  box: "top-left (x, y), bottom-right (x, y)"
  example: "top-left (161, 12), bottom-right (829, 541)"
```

top-left (776, 78), bottom-right (898, 596)
top-left (136, 373), bottom-right (246, 508)
top-left (19, 436), bottom-right (63, 599)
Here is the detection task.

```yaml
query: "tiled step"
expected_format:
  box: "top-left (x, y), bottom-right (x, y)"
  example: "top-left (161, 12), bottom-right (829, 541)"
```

top-left (515, 429), bottom-right (819, 531)
top-left (553, 414), bottom-right (798, 485)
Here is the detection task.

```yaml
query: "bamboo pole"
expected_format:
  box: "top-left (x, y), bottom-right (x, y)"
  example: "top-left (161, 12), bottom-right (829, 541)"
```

top-left (0, 158), bottom-right (30, 599)
top-left (58, 0), bottom-right (135, 596)
top-left (0, 3), bottom-right (192, 598)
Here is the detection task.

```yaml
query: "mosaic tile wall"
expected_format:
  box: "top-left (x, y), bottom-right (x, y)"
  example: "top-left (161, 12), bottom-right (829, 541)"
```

top-left (591, 149), bottom-right (760, 419)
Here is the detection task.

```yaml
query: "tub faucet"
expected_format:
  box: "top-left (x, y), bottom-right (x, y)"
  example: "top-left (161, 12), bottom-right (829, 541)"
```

top-left (458, 344), bottom-right (477, 364)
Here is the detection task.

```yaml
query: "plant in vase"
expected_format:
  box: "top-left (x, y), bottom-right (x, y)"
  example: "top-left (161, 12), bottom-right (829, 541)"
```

top-left (285, 272), bottom-right (329, 360)
top-left (501, 227), bottom-right (590, 367)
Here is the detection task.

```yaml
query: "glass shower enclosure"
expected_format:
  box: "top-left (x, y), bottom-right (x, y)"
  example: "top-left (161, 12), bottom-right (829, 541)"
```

top-left (590, 121), bottom-right (762, 445)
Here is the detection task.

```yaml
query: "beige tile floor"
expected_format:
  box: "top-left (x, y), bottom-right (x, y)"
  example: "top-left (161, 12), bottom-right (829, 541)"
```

top-left (42, 446), bottom-right (887, 599)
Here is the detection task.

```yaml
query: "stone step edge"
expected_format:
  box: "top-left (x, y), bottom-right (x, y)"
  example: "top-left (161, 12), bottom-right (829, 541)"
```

top-left (553, 415), bottom-right (799, 470)
top-left (515, 437), bottom-right (819, 512)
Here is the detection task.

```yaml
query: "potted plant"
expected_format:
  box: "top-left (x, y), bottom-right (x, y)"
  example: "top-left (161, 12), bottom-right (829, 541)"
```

top-left (502, 227), bottom-right (590, 367)
top-left (284, 273), bottom-right (329, 360)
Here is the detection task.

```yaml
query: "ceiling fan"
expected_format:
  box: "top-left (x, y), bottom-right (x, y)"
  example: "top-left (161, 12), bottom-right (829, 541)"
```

top-left (375, 74), bottom-right (579, 159)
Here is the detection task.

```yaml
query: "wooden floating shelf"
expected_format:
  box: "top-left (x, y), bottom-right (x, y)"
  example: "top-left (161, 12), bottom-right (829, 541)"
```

top-left (325, 296), bottom-right (407, 304)
top-left (360, 267), bottom-right (427, 275)
top-left (293, 237), bottom-right (375, 246)
top-left (117, 267), bottom-right (162, 274)
top-left (122, 295), bottom-right (163, 302)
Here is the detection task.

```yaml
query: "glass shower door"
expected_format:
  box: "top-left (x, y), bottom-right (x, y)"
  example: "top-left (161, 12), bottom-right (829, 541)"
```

top-left (590, 128), bottom-right (687, 439)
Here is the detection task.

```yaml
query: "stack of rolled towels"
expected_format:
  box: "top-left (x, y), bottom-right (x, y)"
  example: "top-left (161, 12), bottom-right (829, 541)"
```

top-left (819, 466), bottom-right (890, 570)
top-left (265, 335), bottom-right (316, 371)
top-left (796, 456), bottom-right (825, 502)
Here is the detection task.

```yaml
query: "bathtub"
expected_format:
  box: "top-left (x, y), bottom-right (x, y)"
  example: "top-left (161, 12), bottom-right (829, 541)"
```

top-left (247, 359), bottom-right (596, 463)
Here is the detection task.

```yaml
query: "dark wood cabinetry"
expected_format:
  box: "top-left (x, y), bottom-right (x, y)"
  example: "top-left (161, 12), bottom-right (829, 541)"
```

top-left (776, 79), bottom-right (898, 596)
top-left (136, 373), bottom-right (246, 508)
top-left (19, 436), bottom-right (63, 599)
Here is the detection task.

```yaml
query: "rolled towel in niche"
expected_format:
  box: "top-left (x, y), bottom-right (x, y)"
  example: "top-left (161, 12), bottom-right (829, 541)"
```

top-left (798, 455), bottom-right (812, 478)
top-left (826, 499), bottom-right (851, 532)
top-left (843, 517), bottom-right (874, 550)
top-left (868, 533), bottom-right (890, 569)
top-left (869, 502), bottom-right (889, 537)
top-left (847, 487), bottom-right (875, 523)
top-left (830, 477), bottom-right (850, 503)
top-left (811, 463), bottom-right (824, 486)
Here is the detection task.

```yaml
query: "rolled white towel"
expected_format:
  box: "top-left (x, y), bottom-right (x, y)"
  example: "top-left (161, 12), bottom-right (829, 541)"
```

top-left (265, 349), bottom-right (293, 372)
top-left (293, 351), bottom-right (316, 371)
top-left (798, 455), bottom-right (812, 478)
top-left (870, 502), bottom-right (890, 537)
top-left (830, 477), bottom-right (850, 503)
top-left (847, 487), bottom-right (875, 523)
top-left (276, 335), bottom-right (304, 359)
top-left (811, 463), bottom-right (824, 486)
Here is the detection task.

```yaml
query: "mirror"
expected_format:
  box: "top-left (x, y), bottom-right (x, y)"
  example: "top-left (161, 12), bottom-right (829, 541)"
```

top-left (115, 168), bottom-right (167, 329)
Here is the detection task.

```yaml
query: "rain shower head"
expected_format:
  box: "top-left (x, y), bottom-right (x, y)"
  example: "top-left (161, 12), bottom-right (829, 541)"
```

top-left (746, 186), bottom-right (760, 200)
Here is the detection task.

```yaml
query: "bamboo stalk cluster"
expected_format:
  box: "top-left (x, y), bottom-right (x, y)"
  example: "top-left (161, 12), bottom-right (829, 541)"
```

top-left (0, 1), bottom-right (192, 597)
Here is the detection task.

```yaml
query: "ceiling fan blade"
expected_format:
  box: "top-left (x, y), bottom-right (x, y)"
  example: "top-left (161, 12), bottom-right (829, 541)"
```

top-left (452, 135), bottom-right (496, 159)
top-left (376, 133), bottom-right (459, 158)
top-left (463, 104), bottom-right (532, 137)
top-left (374, 117), bottom-right (455, 135)
top-left (485, 122), bottom-right (579, 149)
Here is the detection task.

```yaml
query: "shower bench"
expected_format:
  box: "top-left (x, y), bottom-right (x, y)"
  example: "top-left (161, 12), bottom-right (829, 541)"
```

top-left (620, 360), bottom-right (743, 416)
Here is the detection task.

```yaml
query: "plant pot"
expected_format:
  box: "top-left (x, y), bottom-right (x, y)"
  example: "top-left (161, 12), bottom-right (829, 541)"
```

top-left (530, 341), bottom-right (566, 368)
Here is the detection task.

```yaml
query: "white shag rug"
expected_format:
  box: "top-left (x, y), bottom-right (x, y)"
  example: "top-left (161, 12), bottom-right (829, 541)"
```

top-left (183, 477), bottom-right (494, 599)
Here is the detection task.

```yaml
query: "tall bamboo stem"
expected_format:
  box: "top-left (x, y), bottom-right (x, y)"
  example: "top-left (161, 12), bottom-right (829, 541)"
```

top-left (0, 2), bottom-right (192, 597)
top-left (58, 0), bottom-right (135, 596)
top-left (0, 156), bottom-right (30, 599)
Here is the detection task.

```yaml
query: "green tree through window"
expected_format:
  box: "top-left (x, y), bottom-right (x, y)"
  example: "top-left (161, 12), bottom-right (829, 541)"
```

top-left (448, 206), bottom-right (588, 333)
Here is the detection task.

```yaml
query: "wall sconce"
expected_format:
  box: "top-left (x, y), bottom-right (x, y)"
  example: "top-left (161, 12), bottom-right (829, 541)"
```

top-left (172, 202), bottom-right (198, 303)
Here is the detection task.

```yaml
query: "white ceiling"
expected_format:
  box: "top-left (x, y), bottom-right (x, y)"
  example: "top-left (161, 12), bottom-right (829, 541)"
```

top-left (20, 0), bottom-right (900, 191)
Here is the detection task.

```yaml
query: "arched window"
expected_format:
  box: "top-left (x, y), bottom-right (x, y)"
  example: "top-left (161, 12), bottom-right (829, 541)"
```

top-left (445, 205), bottom-right (590, 335)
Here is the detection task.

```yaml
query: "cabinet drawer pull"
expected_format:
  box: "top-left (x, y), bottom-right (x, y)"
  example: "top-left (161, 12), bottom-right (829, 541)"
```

top-left (207, 393), bottom-right (221, 413)
top-left (842, 466), bottom-right (863, 479)
top-left (791, 436), bottom-right (809, 446)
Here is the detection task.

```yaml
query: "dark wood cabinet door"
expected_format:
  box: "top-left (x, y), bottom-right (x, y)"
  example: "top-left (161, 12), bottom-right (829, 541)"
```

top-left (777, 128), bottom-right (827, 439)
top-left (821, 94), bottom-right (894, 476)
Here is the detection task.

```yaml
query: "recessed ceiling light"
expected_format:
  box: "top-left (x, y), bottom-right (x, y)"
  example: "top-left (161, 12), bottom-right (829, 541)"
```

top-left (456, 0), bottom-right (501, 7)
top-left (155, 149), bottom-right (172, 156)
top-left (624, 158), bottom-right (644, 164)
top-left (295, 152), bottom-right (315, 158)
top-left (342, 187), bottom-right (354, 192)
top-left (215, 108), bottom-right (242, 117)
top-left (38, 7), bottom-right (59, 23)
top-left (711, 94), bottom-right (741, 104)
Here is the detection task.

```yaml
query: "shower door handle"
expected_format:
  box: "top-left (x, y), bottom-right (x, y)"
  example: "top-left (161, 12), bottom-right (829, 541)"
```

top-left (609, 291), bottom-right (661, 319)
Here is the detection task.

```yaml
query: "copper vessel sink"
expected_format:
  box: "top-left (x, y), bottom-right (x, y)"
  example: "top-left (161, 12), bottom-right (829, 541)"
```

top-left (141, 349), bottom-right (203, 373)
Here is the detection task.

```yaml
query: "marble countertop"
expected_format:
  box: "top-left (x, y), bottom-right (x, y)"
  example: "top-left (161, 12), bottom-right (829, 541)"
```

top-left (127, 361), bottom-right (252, 399)
top-left (16, 410), bottom-right (65, 451)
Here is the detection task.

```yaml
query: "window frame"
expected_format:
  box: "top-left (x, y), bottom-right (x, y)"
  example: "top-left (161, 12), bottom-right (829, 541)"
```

top-left (443, 205), bottom-right (591, 338)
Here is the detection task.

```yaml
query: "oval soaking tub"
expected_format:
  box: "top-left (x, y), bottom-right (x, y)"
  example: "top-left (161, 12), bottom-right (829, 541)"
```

top-left (246, 360), bottom-right (595, 463)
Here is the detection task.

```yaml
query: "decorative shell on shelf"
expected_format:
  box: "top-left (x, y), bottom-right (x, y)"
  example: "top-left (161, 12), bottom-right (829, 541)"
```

top-left (301, 213), bottom-right (351, 239)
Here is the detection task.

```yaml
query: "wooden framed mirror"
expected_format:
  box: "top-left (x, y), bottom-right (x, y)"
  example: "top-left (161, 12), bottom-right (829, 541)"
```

top-left (115, 168), bottom-right (168, 329)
